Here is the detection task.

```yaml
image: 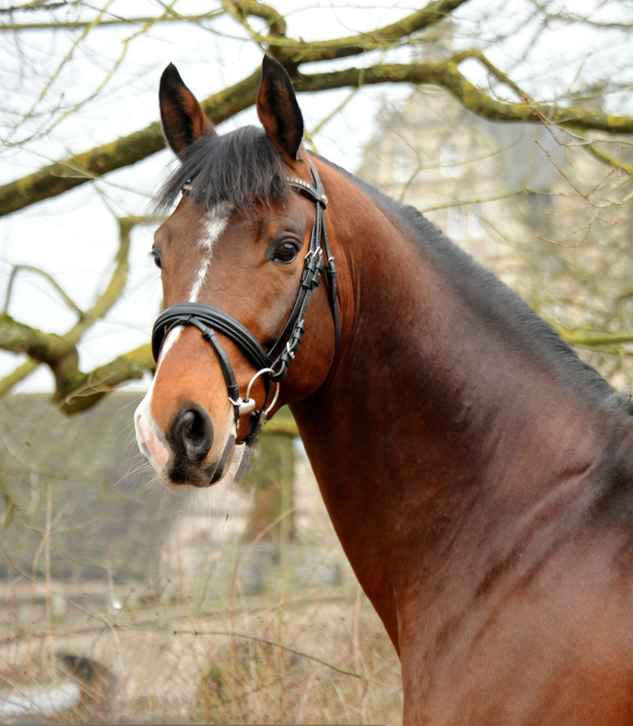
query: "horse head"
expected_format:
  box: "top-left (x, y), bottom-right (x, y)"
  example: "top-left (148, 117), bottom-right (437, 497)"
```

top-left (135, 56), bottom-right (341, 489)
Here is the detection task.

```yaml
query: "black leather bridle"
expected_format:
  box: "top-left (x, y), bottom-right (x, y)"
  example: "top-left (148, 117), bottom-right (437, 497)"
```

top-left (151, 162), bottom-right (340, 447)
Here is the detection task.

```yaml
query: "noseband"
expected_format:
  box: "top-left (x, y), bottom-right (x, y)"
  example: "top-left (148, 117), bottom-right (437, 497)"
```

top-left (151, 162), bottom-right (340, 447)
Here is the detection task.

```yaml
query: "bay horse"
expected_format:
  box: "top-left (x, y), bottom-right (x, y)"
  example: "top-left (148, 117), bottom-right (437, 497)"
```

top-left (135, 55), bottom-right (633, 724)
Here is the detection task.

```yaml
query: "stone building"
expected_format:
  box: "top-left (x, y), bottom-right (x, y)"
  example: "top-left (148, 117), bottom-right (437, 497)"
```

top-left (356, 80), bottom-right (633, 388)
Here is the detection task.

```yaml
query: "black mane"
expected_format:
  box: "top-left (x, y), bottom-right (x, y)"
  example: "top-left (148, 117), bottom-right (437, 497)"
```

top-left (318, 156), bottom-right (618, 407)
top-left (155, 126), bottom-right (288, 214)
top-left (156, 131), bottom-right (619, 409)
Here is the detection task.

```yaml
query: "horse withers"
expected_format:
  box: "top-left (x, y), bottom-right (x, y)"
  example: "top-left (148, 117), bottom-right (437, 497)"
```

top-left (135, 55), bottom-right (633, 724)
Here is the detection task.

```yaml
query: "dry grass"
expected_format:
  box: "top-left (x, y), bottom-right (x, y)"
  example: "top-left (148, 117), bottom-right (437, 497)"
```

top-left (0, 576), bottom-right (402, 724)
top-left (0, 471), bottom-right (402, 722)
top-left (0, 396), bottom-right (402, 723)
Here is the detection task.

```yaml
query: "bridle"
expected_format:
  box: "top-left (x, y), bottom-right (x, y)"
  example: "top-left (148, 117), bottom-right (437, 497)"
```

top-left (151, 161), bottom-right (340, 447)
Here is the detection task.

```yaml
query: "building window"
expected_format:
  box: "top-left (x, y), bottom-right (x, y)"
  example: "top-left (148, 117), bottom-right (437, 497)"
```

top-left (440, 142), bottom-right (460, 178)
top-left (447, 205), bottom-right (465, 239)
top-left (468, 203), bottom-right (485, 239)
top-left (392, 149), bottom-right (410, 182)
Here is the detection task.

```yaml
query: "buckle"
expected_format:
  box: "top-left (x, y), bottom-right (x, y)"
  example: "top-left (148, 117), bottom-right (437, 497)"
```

top-left (229, 396), bottom-right (257, 416)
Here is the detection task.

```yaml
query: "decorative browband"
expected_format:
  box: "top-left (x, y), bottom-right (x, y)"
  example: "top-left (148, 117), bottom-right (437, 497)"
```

top-left (285, 175), bottom-right (328, 207)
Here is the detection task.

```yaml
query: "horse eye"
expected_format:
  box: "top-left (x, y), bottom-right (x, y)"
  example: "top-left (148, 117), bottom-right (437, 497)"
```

top-left (273, 242), bottom-right (299, 264)
top-left (151, 250), bottom-right (162, 270)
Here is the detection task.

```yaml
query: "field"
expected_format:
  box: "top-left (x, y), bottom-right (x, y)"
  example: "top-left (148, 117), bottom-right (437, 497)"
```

top-left (1, 583), bottom-right (402, 723)
top-left (0, 532), bottom-right (403, 724)
top-left (0, 394), bottom-right (402, 724)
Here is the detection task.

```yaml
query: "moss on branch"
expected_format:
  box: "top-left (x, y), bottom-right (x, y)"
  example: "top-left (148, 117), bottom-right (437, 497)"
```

top-left (286, 0), bottom-right (470, 63)
top-left (0, 216), bottom-right (158, 409)
top-left (59, 343), bottom-right (154, 414)
top-left (0, 313), bottom-right (74, 363)
top-left (0, 0), bottom-right (471, 217)
top-left (294, 61), bottom-right (633, 134)
top-left (226, 0), bottom-right (287, 39)
top-left (4, 50), bottom-right (633, 220)
top-left (0, 70), bottom-right (261, 217)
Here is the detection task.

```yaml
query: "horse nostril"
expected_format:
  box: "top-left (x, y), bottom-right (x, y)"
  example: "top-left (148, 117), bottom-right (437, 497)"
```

top-left (171, 405), bottom-right (214, 461)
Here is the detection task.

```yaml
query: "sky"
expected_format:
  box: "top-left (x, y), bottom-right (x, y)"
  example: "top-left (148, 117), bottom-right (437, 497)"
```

top-left (0, 0), bottom-right (631, 393)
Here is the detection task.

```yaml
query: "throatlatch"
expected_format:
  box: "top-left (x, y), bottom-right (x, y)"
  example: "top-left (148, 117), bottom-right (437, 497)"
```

top-left (152, 161), bottom-right (340, 447)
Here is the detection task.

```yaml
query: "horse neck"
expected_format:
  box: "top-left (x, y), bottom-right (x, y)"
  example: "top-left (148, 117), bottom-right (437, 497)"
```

top-left (290, 171), bottom-right (610, 647)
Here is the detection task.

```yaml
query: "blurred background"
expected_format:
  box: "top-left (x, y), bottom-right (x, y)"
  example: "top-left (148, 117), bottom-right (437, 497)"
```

top-left (1, 0), bottom-right (633, 722)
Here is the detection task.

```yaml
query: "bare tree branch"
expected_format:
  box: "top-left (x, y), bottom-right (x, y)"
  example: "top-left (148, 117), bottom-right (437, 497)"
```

top-left (0, 0), bottom-right (69, 13)
top-left (585, 142), bottom-right (633, 177)
top-left (66, 215), bottom-right (163, 345)
top-left (294, 60), bottom-right (633, 133)
top-left (59, 343), bottom-right (153, 414)
top-left (0, 67), bottom-right (261, 217)
top-left (0, 11), bottom-right (224, 31)
top-left (0, 314), bottom-right (73, 364)
top-left (225, 0), bottom-right (287, 40)
top-left (4, 52), bottom-right (633, 218)
top-left (0, 359), bottom-right (40, 396)
top-left (0, 216), bottom-right (158, 407)
top-left (226, 0), bottom-right (470, 62)
top-left (0, 0), bottom-right (471, 217)
top-left (4, 265), bottom-right (84, 318)
top-left (525, 0), bottom-right (633, 31)
top-left (553, 327), bottom-right (633, 350)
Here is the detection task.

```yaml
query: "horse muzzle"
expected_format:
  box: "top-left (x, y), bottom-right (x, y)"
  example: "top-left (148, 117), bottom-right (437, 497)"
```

top-left (135, 400), bottom-right (235, 488)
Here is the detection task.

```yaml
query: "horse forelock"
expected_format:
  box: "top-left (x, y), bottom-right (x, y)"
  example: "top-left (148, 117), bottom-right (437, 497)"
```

top-left (155, 126), bottom-right (288, 215)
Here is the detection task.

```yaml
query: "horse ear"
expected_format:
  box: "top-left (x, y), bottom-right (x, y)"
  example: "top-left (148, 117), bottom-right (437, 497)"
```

top-left (257, 55), bottom-right (304, 161)
top-left (159, 63), bottom-right (215, 154)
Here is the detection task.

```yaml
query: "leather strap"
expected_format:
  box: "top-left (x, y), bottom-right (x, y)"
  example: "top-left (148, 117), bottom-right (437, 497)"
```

top-left (153, 304), bottom-right (271, 371)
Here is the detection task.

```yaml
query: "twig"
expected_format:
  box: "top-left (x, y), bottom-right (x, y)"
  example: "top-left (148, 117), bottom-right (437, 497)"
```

top-left (4, 264), bottom-right (84, 318)
top-left (170, 628), bottom-right (364, 679)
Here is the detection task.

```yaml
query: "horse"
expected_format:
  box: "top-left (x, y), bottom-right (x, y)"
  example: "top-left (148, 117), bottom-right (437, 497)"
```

top-left (134, 55), bottom-right (633, 724)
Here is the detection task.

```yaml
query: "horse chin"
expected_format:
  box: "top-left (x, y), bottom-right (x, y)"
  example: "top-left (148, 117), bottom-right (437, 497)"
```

top-left (160, 462), bottom-right (226, 490)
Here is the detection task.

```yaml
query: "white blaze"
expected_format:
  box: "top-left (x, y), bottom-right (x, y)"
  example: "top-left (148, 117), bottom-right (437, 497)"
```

top-left (134, 326), bottom-right (182, 475)
top-left (134, 203), bottom-right (231, 476)
top-left (189, 203), bottom-right (230, 302)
